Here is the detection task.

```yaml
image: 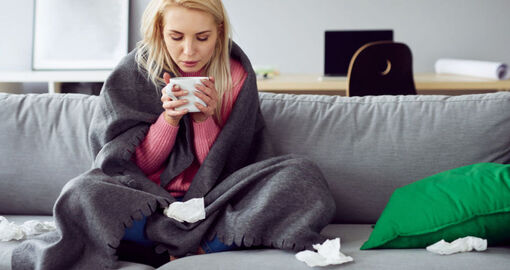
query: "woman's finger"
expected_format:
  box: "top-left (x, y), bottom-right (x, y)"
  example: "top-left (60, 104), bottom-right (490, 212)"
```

top-left (161, 94), bottom-right (170, 103)
top-left (194, 102), bottom-right (213, 116)
top-left (200, 80), bottom-right (218, 97)
top-left (161, 83), bottom-right (178, 99)
top-left (195, 84), bottom-right (215, 98)
top-left (200, 78), bottom-right (215, 89)
top-left (166, 85), bottom-right (190, 100)
top-left (163, 99), bottom-right (188, 110)
top-left (194, 90), bottom-right (214, 106)
top-left (164, 72), bottom-right (171, 84)
top-left (166, 109), bottom-right (188, 117)
top-left (171, 85), bottom-right (188, 95)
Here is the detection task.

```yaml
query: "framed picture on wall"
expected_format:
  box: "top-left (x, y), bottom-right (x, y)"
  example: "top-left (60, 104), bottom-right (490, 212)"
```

top-left (32, 0), bottom-right (129, 70)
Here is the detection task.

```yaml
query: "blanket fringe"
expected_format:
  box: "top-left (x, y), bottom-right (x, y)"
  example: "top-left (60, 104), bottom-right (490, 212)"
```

top-left (212, 231), bottom-right (309, 252)
top-left (105, 197), bottom-right (164, 259)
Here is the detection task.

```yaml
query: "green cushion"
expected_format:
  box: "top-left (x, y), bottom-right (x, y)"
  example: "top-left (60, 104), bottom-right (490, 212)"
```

top-left (361, 163), bottom-right (510, 250)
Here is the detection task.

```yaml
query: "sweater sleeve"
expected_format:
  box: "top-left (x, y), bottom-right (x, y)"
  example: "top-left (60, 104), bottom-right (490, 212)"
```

top-left (133, 112), bottom-right (179, 175)
top-left (192, 117), bottom-right (221, 164)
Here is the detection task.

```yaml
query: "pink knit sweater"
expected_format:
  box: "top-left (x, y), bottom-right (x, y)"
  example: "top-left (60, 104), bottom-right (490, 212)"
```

top-left (133, 59), bottom-right (247, 197)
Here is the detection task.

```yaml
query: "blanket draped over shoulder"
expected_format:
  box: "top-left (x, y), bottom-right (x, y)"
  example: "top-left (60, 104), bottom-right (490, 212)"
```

top-left (12, 43), bottom-right (335, 270)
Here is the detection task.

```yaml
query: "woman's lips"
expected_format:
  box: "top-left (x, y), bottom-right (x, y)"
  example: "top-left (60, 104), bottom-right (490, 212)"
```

top-left (182, 61), bottom-right (199, 67)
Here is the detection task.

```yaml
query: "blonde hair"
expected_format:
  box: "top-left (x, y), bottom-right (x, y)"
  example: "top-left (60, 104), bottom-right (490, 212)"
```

top-left (136, 0), bottom-right (233, 124)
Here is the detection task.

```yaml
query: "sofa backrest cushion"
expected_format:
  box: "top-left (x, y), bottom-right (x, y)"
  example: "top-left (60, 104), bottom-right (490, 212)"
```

top-left (258, 92), bottom-right (510, 223)
top-left (3, 91), bottom-right (510, 223)
top-left (0, 93), bottom-right (98, 215)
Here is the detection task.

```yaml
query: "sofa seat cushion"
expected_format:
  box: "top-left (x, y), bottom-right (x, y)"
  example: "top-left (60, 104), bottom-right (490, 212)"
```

top-left (158, 224), bottom-right (510, 270)
top-left (3, 219), bottom-right (509, 270)
top-left (0, 215), bottom-right (154, 270)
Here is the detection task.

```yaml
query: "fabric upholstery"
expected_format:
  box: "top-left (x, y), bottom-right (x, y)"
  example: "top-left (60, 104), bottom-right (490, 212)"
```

top-left (2, 91), bottom-right (510, 269)
top-left (3, 91), bottom-right (510, 222)
top-left (0, 215), bottom-right (154, 270)
top-left (259, 92), bottom-right (510, 223)
top-left (2, 218), bottom-right (509, 270)
top-left (0, 93), bottom-right (98, 215)
top-left (158, 224), bottom-right (510, 270)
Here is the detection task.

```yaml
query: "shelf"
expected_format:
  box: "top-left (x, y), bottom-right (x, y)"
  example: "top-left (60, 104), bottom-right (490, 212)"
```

top-left (0, 70), bottom-right (111, 93)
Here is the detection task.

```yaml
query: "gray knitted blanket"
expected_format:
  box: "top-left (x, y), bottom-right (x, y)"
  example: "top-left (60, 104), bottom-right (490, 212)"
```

top-left (12, 43), bottom-right (335, 269)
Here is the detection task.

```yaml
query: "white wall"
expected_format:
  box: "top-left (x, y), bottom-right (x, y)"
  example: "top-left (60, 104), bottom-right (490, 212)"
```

top-left (2, 0), bottom-right (510, 74)
top-left (0, 1), bottom-right (34, 71)
top-left (222, 0), bottom-right (510, 73)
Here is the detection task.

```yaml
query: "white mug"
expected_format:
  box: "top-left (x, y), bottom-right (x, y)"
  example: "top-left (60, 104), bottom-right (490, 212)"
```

top-left (164, 77), bottom-right (208, 112)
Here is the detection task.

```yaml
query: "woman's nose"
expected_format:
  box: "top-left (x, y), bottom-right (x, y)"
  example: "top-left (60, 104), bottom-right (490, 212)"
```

top-left (182, 39), bottom-right (195, 56)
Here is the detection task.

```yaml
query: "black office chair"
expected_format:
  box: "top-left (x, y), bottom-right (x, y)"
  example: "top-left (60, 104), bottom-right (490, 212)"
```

top-left (346, 41), bottom-right (417, 97)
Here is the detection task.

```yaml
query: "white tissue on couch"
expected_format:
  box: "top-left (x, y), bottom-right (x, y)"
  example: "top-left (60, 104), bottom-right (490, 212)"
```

top-left (163, 197), bottom-right (206, 223)
top-left (426, 236), bottom-right (487, 255)
top-left (295, 238), bottom-right (353, 267)
top-left (0, 216), bottom-right (56, 242)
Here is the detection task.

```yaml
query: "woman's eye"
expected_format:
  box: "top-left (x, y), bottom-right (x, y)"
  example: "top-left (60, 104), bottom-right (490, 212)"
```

top-left (170, 36), bottom-right (182, 41)
top-left (197, 36), bottom-right (209, 41)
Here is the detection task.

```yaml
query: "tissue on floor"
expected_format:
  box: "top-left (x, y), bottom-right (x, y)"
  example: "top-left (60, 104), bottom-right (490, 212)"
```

top-left (295, 238), bottom-right (353, 267)
top-left (426, 236), bottom-right (487, 255)
top-left (163, 197), bottom-right (206, 223)
top-left (435, 58), bottom-right (508, 80)
top-left (0, 216), bottom-right (56, 242)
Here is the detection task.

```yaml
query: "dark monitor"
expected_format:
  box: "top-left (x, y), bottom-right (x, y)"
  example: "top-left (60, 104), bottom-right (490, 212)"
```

top-left (324, 30), bottom-right (393, 76)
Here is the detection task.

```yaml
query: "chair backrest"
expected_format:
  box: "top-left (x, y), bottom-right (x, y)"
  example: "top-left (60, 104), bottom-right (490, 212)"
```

top-left (347, 41), bottom-right (416, 97)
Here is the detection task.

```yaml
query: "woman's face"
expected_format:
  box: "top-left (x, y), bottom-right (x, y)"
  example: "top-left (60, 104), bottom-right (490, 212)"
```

top-left (162, 6), bottom-right (219, 73)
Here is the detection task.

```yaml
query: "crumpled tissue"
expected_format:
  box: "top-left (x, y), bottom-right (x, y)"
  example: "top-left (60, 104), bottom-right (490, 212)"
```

top-left (295, 238), bottom-right (353, 267)
top-left (426, 236), bottom-right (487, 255)
top-left (163, 197), bottom-right (206, 223)
top-left (0, 216), bottom-right (56, 242)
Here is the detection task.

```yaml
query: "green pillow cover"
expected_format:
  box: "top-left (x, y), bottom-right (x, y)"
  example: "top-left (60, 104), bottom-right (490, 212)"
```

top-left (361, 162), bottom-right (510, 250)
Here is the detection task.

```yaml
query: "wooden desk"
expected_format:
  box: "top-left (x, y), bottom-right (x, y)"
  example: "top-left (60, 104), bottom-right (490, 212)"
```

top-left (257, 73), bottom-right (510, 95)
top-left (2, 71), bottom-right (509, 95)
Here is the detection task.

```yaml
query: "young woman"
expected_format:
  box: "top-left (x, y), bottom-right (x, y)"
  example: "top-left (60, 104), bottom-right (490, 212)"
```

top-left (120, 0), bottom-right (248, 262)
top-left (133, 0), bottom-right (245, 201)
top-left (12, 1), bottom-right (335, 269)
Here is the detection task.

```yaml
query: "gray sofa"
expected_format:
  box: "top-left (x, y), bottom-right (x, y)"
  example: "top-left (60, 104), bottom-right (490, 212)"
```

top-left (1, 91), bottom-right (510, 270)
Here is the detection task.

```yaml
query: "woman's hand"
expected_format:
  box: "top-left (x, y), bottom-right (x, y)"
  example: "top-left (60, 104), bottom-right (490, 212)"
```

top-left (191, 77), bottom-right (218, 123)
top-left (161, 72), bottom-right (189, 126)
